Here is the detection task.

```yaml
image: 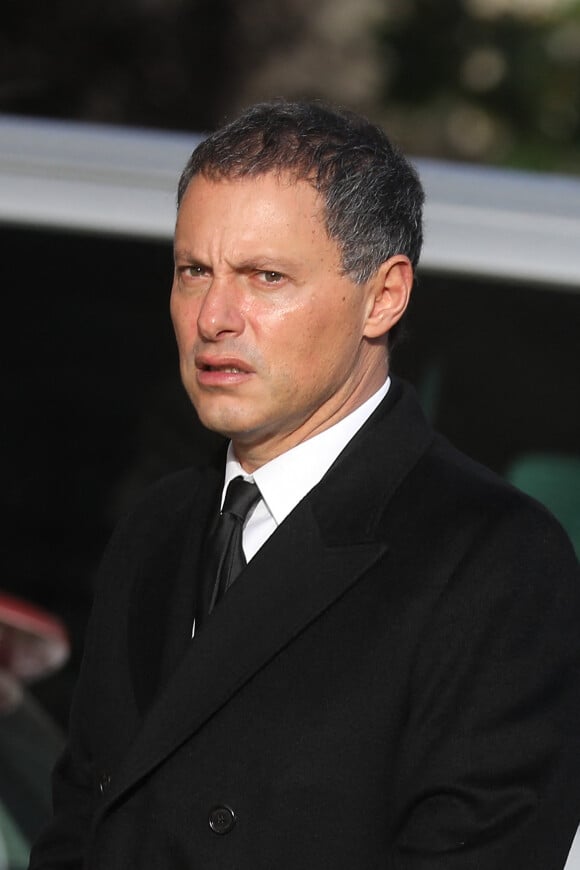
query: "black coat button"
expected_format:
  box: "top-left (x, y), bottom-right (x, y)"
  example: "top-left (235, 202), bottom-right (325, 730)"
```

top-left (98, 772), bottom-right (111, 794)
top-left (209, 805), bottom-right (237, 834)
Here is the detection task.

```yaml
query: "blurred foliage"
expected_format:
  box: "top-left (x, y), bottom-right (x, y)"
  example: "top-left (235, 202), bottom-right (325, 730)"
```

top-left (378, 0), bottom-right (580, 171)
top-left (1, 0), bottom-right (579, 172)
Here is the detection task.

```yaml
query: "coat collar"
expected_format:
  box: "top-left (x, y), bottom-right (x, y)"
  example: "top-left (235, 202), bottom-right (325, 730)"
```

top-left (308, 375), bottom-right (433, 545)
top-left (96, 377), bottom-right (433, 821)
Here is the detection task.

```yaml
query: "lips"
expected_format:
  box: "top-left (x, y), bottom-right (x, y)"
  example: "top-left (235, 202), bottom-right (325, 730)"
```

top-left (195, 355), bottom-right (254, 384)
top-left (196, 356), bottom-right (252, 373)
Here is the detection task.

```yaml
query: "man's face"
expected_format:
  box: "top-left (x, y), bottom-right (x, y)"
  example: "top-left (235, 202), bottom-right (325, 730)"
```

top-left (171, 171), bottom-right (389, 469)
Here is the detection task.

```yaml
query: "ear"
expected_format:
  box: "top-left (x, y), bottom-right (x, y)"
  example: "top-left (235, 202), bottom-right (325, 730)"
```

top-left (363, 255), bottom-right (414, 340)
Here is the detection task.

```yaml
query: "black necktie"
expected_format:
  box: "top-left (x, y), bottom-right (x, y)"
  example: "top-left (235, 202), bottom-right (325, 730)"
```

top-left (207, 476), bottom-right (261, 615)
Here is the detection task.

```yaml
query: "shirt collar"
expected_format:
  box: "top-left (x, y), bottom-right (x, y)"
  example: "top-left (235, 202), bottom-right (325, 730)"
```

top-left (223, 377), bottom-right (390, 526)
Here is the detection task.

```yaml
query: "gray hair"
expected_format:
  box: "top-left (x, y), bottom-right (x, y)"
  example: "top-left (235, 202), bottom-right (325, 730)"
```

top-left (177, 99), bottom-right (424, 286)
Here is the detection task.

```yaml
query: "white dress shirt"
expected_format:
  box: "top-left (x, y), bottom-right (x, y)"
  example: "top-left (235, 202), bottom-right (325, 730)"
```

top-left (221, 378), bottom-right (390, 562)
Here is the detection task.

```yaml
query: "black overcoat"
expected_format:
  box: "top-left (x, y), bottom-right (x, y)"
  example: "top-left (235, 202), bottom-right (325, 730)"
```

top-left (30, 378), bottom-right (580, 869)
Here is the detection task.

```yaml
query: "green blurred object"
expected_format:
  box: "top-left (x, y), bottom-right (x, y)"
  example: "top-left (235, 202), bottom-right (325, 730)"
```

top-left (505, 453), bottom-right (580, 557)
top-left (0, 795), bottom-right (30, 869)
top-left (417, 361), bottom-right (443, 423)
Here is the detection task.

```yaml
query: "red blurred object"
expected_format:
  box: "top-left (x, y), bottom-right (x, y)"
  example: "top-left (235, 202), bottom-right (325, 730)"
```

top-left (0, 592), bottom-right (69, 682)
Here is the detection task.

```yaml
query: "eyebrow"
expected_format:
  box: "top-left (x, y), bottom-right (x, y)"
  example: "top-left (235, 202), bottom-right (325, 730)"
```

top-left (173, 247), bottom-right (200, 261)
top-left (173, 249), bottom-right (300, 273)
top-left (234, 256), bottom-right (298, 272)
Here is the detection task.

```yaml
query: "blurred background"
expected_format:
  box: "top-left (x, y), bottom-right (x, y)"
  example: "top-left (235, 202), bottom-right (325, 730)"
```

top-left (1, 0), bottom-right (580, 858)
top-left (3, 0), bottom-right (580, 169)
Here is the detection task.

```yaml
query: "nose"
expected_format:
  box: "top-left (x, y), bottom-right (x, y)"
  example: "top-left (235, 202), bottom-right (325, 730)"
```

top-left (196, 276), bottom-right (245, 341)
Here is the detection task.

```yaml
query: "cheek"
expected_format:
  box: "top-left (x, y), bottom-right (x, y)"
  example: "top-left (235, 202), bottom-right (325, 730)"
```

top-left (171, 297), bottom-right (200, 351)
top-left (266, 316), bottom-right (317, 369)
top-left (305, 305), bottom-right (356, 359)
top-left (270, 317), bottom-right (338, 392)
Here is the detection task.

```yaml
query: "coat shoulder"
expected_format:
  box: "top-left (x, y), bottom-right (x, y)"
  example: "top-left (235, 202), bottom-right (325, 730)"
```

top-left (423, 433), bottom-right (570, 531)
top-left (113, 464), bottom-right (219, 545)
top-left (387, 430), bottom-right (580, 593)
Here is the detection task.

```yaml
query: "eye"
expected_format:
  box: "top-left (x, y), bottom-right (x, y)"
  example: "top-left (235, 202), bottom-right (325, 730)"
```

top-left (258, 270), bottom-right (284, 284)
top-left (186, 264), bottom-right (207, 277)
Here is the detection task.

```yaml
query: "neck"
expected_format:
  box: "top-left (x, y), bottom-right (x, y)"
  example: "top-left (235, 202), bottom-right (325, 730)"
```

top-left (233, 370), bottom-right (389, 473)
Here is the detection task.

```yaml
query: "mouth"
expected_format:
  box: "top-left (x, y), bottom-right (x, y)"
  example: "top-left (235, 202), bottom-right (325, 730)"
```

top-left (195, 356), bottom-right (254, 382)
top-left (201, 364), bottom-right (247, 374)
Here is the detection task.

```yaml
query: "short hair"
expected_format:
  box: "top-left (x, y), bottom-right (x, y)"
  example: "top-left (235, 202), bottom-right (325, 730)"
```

top-left (177, 100), bottom-right (424, 282)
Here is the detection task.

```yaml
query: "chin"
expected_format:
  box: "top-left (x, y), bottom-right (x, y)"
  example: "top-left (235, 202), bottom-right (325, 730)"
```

top-left (193, 403), bottom-right (256, 441)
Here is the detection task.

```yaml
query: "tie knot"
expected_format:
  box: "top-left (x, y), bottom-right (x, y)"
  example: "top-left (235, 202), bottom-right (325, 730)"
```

top-left (222, 477), bottom-right (261, 522)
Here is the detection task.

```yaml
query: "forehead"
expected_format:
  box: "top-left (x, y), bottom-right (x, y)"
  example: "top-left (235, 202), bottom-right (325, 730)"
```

top-left (176, 171), bottom-right (327, 239)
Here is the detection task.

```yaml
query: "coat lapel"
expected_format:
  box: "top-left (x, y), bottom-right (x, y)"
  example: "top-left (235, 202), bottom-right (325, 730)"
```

top-left (97, 377), bottom-right (433, 820)
top-left (127, 463), bottom-right (222, 714)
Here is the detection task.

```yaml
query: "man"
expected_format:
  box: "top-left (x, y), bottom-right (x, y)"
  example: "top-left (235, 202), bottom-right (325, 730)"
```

top-left (30, 100), bottom-right (580, 868)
